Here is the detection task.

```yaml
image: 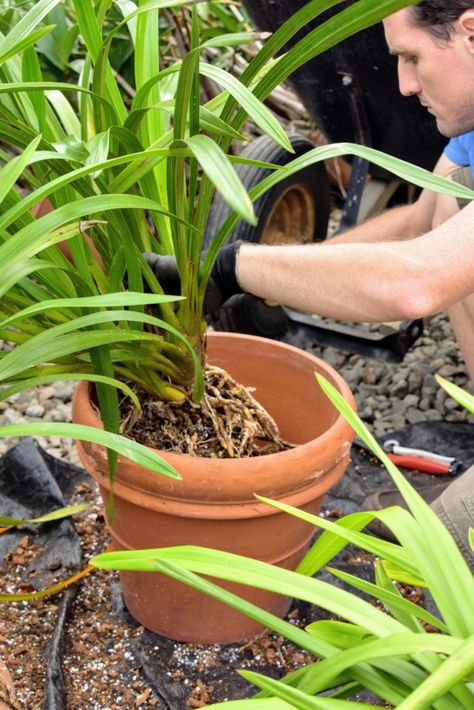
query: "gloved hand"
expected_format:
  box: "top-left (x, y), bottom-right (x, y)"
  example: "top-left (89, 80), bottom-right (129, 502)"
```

top-left (143, 240), bottom-right (244, 314)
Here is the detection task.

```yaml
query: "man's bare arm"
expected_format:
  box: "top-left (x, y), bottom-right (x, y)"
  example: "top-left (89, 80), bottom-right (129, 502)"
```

top-left (236, 161), bottom-right (473, 323)
top-left (328, 153), bottom-right (455, 245)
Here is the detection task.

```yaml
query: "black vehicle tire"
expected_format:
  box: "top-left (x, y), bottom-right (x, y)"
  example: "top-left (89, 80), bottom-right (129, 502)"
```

top-left (205, 133), bottom-right (330, 337)
top-left (204, 133), bottom-right (330, 247)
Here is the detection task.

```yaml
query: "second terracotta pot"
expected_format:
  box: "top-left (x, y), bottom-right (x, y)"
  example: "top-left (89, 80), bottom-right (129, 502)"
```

top-left (72, 332), bottom-right (356, 644)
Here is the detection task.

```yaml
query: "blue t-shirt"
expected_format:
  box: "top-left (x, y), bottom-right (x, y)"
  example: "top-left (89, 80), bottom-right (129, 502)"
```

top-left (444, 132), bottom-right (474, 177)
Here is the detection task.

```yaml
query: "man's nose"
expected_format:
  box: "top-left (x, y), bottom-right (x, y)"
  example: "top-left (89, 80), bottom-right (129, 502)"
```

top-left (398, 62), bottom-right (421, 96)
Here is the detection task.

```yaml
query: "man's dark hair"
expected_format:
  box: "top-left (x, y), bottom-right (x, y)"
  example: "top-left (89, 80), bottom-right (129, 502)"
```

top-left (410, 1), bottom-right (473, 41)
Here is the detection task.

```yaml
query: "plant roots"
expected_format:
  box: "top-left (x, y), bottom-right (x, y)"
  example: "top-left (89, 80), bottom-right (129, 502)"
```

top-left (120, 365), bottom-right (293, 458)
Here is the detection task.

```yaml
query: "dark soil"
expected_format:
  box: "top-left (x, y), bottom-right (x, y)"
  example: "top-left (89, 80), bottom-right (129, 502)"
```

top-left (120, 365), bottom-right (293, 458)
top-left (0, 482), bottom-right (315, 709)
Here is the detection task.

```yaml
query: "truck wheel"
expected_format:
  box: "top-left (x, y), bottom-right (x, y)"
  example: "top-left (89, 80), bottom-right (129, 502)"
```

top-left (205, 133), bottom-right (330, 337)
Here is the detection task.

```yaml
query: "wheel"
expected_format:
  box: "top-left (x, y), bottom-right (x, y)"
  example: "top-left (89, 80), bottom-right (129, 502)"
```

top-left (205, 133), bottom-right (330, 337)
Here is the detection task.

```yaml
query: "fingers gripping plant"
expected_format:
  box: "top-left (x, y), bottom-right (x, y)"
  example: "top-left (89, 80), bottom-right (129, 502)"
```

top-left (1, 0), bottom-right (473, 455)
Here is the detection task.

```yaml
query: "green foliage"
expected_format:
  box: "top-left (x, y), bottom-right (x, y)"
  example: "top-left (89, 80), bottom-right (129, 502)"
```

top-left (93, 376), bottom-right (474, 708)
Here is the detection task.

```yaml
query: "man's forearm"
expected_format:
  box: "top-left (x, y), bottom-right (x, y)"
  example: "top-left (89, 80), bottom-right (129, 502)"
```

top-left (234, 198), bottom-right (435, 322)
top-left (235, 235), bottom-right (441, 324)
top-left (329, 202), bottom-right (424, 245)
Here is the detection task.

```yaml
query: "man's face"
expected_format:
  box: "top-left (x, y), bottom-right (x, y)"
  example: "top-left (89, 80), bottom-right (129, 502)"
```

top-left (383, 9), bottom-right (474, 137)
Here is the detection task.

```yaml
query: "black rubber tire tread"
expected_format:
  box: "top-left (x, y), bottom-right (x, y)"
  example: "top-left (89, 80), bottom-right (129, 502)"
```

top-left (204, 133), bottom-right (330, 248)
top-left (205, 133), bottom-right (330, 337)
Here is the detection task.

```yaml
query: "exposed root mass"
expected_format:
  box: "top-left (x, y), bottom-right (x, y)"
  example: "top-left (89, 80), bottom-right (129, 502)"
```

top-left (121, 365), bottom-right (293, 457)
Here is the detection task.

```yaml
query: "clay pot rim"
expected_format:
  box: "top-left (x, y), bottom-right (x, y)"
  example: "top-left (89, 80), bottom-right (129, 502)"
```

top-left (77, 331), bottom-right (356, 468)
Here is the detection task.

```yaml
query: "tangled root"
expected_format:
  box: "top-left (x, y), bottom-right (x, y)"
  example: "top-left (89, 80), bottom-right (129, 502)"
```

top-left (121, 365), bottom-right (293, 458)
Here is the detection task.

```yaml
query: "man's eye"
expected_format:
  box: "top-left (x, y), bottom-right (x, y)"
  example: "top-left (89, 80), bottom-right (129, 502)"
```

top-left (403, 55), bottom-right (418, 65)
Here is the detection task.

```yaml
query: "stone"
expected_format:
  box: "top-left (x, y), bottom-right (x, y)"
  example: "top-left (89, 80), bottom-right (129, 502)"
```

top-left (25, 404), bottom-right (45, 418)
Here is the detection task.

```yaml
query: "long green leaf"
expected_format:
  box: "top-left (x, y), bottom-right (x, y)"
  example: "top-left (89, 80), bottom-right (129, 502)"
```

top-left (325, 567), bottom-right (447, 632)
top-left (92, 552), bottom-right (338, 659)
top-left (22, 45), bottom-right (48, 136)
top-left (284, 634), bottom-right (464, 699)
top-left (0, 423), bottom-right (179, 478)
top-left (255, 496), bottom-right (418, 577)
top-left (0, 26), bottom-right (54, 66)
top-left (0, 0), bottom-right (61, 65)
top-left (201, 32), bottom-right (269, 50)
top-left (250, 143), bottom-right (474, 201)
top-left (204, 701), bottom-right (289, 710)
top-left (0, 374), bottom-right (141, 409)
top-left (0, 146), bottom-right (184, 234)
top-left (315, 374), bottom-right (474, 637)
top-left (255, 1), bottom-right (419, 102)
top-left (0, 308), bottom-right (203, 400)
top-left (397, 637), bottom-right (474, 710)
top-left (0, 329), bottom-right (160, 381)
top-left (240, 671), bottom-right (376, 710)
top-left (186, 134), bottom-right (255, 224)
top-left (296, 511), bottom-right (375, 576)
top-left (0, 134), bottom-right (41, 207)
top-left (436, 376), bottom-right (474, 415)
top-left (201, 141), bottom-right (474, 281)
top-left (0, 292), bottom-right (181, 329)
top-left (72, 0), bottom-right (127, 123)
top-left (306, 621), bottom-right (373, 650)
top-left (90, 553), bottom-right (453, 707)
top-left (0, 503), bottom-right (88, 528)
top-left (92, 545), bottom-right (407, 637)
top-left (198, 62), bottom-right (292, 152)
top-left (374, 559), bottom-right (424, 632)
top-left (0, 194), bottom-right (194, 269)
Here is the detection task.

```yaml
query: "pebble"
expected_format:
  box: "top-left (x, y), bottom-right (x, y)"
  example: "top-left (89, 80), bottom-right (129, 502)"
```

top-left (25, 404), bottom-right (45, 418)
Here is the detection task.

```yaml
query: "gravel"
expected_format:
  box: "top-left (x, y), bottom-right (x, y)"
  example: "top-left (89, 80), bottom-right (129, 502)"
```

top-left (286, 311), bottom-right (474, 437)
top-left (0, 377), bottom-right (80, 465)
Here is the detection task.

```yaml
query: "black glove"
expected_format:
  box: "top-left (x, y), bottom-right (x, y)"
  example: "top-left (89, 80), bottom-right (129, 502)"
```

top-left (143, 240), bottom-right (244, 314)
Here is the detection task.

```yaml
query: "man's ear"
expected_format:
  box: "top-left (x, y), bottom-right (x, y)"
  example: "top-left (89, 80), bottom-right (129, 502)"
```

top-left (458, 9), bottom-right (474, 54)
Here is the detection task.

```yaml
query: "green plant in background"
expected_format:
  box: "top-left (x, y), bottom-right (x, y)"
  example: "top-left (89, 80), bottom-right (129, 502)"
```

top-left (1, 0), bottom-right (474, 470)
top-left (93, 375), bottom-right (474, 709)
top-left (0, 1), bottom-right (249, 80)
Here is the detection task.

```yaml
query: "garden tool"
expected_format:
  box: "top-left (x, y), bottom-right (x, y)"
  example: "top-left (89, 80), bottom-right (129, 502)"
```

top-left (382, 439), bottom-right (463, 476)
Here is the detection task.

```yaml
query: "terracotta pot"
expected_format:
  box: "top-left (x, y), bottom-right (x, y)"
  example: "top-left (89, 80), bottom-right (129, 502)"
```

top-left (72, 332), bottom-right (356, 644)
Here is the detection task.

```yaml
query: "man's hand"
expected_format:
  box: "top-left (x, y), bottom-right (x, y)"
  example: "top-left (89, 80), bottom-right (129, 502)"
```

top-left (143, 240), bottom-right (244, 314)
top-left (143, 253), bottom-right (181, 297)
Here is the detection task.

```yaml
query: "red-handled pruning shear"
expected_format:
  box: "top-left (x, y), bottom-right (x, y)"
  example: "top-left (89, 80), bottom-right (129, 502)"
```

top-left (382, 439), bottom-right (462, 476)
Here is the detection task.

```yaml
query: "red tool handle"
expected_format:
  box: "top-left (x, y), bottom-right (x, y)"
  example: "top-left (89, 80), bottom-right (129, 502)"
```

top-left (387, 453), bottom-right (450, 475)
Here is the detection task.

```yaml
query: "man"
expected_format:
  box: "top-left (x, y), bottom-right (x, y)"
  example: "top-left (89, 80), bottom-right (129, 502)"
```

top-left (148, 1), bottom-right (474, 567)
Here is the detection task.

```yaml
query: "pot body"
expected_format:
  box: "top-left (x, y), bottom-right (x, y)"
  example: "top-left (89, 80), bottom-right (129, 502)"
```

top-left (72, 333), bottom-right (356, 644)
